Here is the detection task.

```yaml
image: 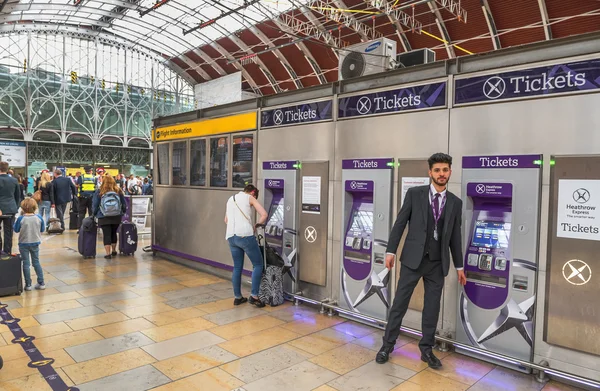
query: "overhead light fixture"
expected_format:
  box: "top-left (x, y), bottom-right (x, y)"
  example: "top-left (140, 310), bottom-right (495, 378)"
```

top-left (139, 0), bottom-right (170, 17)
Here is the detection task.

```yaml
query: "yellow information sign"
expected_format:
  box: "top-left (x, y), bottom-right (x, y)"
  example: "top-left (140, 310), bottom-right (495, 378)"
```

top-left (66, 167), bottom-right (119, 177)
top-left (152, 112), bottom-right (257, 142)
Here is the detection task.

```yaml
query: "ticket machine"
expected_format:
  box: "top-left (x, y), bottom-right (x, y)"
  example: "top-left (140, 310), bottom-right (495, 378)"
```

top-left (456, 154), bottom-right (542, 372)
top-left (339, 158), bottom-right (394, 323)
top-left (262, 161), bottom-right (300, 295)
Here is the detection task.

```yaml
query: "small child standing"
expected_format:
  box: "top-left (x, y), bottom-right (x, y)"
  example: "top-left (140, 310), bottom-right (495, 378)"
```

top-left (14, 198), bottom-right (46, 291)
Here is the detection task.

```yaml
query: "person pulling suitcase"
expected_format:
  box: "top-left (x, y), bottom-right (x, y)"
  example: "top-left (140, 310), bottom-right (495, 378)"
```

top-left (91, 175), bottom-right (127, 259)
top-left (224, 185), bottom-right (268, 308)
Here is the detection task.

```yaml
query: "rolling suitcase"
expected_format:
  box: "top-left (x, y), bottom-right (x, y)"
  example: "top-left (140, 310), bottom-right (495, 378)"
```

top-left (78, 217), bottom-right (97, 259)
top-left (256, 227), bottom-right (285, 307)
top-left (0, 255), bottom-right (23, 297)
top-left (119, 221), bottom-right (138, 256)
top-left (47, 208), bottom-right (64, 234)
top-left (69, 210), bottom-right (79, 230)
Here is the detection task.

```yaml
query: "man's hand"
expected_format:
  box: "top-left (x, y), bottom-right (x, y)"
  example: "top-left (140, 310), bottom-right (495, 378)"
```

top-left (385, 254), bottom-right (395, 270)
top-left (457, 270), bottom-right (467, 286)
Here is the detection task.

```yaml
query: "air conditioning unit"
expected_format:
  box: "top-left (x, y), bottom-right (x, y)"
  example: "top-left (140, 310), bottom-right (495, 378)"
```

top-left (338, 38), bottom-right (397, 81)
top-left (396, 48), bottom-right (436, 68)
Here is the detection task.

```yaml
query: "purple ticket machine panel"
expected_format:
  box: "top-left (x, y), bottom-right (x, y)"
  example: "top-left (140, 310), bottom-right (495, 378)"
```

top-left (263, 161), bottom-right (300, 295)
top-left (340, 158), bottom-right (394, 324)
top-left (265, 179), bottom-right (285, 255)
top-left (463, 183), bottom-right (513, 310)
top-left (456, 155), bottom-right (542, 373)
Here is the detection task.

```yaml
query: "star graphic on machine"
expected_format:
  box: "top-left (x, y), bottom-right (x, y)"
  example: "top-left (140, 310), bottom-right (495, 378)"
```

top-left (353, 268), bottom-right (391, 308)
top-left (477, 296), bottom-right (535, 347)
top-left (281, 247), bottom-right (297, 283)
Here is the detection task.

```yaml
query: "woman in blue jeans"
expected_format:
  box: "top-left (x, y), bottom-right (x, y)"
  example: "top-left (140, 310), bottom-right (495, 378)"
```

top-left (225, 185), bottom-right (268, 308)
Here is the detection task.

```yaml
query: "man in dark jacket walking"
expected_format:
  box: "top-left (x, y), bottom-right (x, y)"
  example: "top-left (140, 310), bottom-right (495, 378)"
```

top-left (0, 162), bottom-right (21, 254)
top-left (52, 169), bottom-right (77, 230)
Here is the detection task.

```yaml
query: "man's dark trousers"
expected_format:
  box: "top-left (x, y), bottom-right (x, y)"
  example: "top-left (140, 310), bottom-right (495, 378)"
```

top-left (78, 195), bottom-right (93, 228)
top-left (55, 204), bottom-right (67, 230)
top-left (383, 255), bottom-right (444, 354)
top-left (0, 215), bottom-right (15, 254)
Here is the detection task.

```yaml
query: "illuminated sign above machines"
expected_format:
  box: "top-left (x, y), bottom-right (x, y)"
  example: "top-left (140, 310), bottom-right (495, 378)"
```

top-left (261, 100), bottom-right (333, 128)
top-left (455, 58), bottom-right (600, 105)
top-left (338, 82), bottom-right (447, 118)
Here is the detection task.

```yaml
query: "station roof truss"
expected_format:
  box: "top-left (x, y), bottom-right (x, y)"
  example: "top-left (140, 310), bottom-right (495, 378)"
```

top-left (1, 0), bottom-right (599, 95)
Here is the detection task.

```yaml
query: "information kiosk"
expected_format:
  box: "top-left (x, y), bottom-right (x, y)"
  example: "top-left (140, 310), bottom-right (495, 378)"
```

top-left (456, 154), bottom-right (542, 372)
top-left (339, 158), bottom-right (394, 323)
top-left (262, 161), bottom-right (300, 295)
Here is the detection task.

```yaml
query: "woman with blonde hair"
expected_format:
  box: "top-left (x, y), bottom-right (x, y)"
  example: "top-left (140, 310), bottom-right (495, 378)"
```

top-left (92, 174), bottom-right (126, 259)
top-left (38, 171), bottom-right (54, 228)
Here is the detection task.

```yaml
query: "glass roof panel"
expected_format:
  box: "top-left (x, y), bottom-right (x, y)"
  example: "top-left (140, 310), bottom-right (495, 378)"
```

top-left (0, 0), bottom-right (309, 58)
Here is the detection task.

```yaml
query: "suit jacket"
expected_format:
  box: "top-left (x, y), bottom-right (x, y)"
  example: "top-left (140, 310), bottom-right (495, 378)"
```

top-left (0, 174), bottom-right (20, 215)
top-left (52, 176), bottom-right (78, 205)
top-left (386, 185), bottom-right (463, 276)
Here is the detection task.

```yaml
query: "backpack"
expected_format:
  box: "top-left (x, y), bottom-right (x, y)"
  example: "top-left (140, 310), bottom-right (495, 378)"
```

top-left (100, 192), bottom-right (122, 217)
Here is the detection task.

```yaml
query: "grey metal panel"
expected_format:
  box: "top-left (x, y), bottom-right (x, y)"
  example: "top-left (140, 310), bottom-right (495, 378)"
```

top-left (258, 122), bottom-right (336, 177)
top-left (298, 161), bottom-right (329, 287)
top-left (154, 186), bottom-right (241, 272)
top-left (334, 110), bottom-right (450, 182)
top-left (545, 156), bottom-right (600, 357)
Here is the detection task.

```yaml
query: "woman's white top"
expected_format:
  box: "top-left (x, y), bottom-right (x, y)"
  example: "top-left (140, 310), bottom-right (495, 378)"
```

top-left (225, 192), bottom-right (253, 239)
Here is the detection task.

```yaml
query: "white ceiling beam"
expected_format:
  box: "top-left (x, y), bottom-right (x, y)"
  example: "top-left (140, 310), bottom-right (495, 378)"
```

top-left (481, 0), bottom-right (501, 50)
top-left (537, 0), bottom-right (552, 40)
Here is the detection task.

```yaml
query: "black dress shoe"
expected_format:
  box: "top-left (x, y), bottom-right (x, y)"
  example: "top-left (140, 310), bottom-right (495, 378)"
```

top-left (249, 296), bottom-right (265, 308)
top-left (375, 346), bottom-right (394, 364)
top-left (233, 297), bottom-right (248, 306)
top-left (421, 351), bottom-right (442, 369)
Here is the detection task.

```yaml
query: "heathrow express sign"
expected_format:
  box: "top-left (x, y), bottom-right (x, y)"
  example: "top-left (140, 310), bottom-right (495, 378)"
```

top-left (338, 82), bottom-right (447, 118)
top-left (455, 58), bottom-right (600, 105)
top-left (261, 100), bottom-right (333, 128)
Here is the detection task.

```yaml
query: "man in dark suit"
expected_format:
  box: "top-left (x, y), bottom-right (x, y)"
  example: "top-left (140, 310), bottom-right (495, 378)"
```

top-left (0, 162), bottom-right (21, 254)
top-left (376, 153), bottom-right (467, 369)
top-left (52, 169), bottom-right (78, 230)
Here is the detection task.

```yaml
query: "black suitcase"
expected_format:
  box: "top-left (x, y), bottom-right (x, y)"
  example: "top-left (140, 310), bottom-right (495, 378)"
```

top-left (0, 255), bottom-right (23, 296)
top-left (69, 211), bottom-right (79, 230)
top-left (78, 217), bottom-right (97, 259)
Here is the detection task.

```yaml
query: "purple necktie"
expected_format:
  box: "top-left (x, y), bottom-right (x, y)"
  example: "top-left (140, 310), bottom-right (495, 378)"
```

top-left (433, 193), bottom-right (440, 220)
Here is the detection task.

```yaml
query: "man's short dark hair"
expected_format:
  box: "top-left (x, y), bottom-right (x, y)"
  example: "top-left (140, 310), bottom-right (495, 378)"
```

top-left (0, 162), bottom-right (9, 173)
top-left (244, 184), bottom-right (259, 198)
top-left (428, 153), bottom-right (453, 169)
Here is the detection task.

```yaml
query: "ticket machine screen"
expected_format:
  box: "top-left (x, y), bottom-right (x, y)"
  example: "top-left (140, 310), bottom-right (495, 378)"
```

top-left (471, 221), bottom-right (511, 249)
top-left (266, 199), bottom-right (284, 250)
top-left (350, 209), bottom-right (374, 235)
top-left (344, 204), bottom-right (374, 262)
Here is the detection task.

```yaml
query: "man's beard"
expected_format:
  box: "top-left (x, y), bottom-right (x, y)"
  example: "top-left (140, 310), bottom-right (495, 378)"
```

top-left (432, 177), bottom-right (447, 187)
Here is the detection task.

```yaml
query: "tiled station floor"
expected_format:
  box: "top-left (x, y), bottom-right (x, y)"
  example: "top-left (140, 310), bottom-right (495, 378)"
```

top-left (0, 230), bottom-right (584, 391)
